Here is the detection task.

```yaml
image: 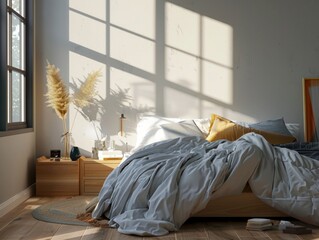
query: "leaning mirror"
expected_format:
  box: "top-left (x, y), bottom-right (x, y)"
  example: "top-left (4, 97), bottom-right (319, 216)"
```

top-left (303, 78), bottom-right (319, 142)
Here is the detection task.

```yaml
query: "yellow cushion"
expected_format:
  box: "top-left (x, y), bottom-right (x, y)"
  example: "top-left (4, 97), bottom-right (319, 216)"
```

top-left (206, 114), bottom-right (296, 144)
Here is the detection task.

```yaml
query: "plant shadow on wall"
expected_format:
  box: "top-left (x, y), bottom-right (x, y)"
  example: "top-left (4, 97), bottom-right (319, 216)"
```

top-left (45, 62), bottom-right (102, 159)
top-left (69, 83), bottom-right (154, 152)
top-left (46, 62), bottom-right (154, 157)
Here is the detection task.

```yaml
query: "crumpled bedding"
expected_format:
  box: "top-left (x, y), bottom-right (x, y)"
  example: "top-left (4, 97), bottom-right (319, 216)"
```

top-left (275, 141), bottom-right (319, 160)
top-left (92, 133), bottom-right (319, 236)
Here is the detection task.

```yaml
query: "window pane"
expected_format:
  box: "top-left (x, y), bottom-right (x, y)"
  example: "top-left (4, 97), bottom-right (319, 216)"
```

top-left (12, 14), bottom-right (24, 69)
top-left (21, 20), bottom-right (25, 69)
top-left (4, 0), bottom-right (29, 130)
top-left (11, 72), bottom-right (25, 122)
top-left (7, 13), bottom-right (11, 65)
top-left (12, 0), bottom-right (24, 17)
top-left (7, 71), bottom-right (11, 123)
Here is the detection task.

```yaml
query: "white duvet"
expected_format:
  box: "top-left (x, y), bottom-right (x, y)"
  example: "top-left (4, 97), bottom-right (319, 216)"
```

top-left (92, 133), bottom-right (319, 236)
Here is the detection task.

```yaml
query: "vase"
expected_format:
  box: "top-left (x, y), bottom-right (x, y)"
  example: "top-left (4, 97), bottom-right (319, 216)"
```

top-left (61, 131), bottom-right (71, 160)
top-left (70, 146), bottom-right (81, 161)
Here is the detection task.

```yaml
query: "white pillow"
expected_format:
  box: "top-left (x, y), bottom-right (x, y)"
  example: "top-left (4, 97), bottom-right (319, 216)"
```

top-left (132, 115), bottom-right (208, 152)
top-left (193, 118), bottom-right (211, 136)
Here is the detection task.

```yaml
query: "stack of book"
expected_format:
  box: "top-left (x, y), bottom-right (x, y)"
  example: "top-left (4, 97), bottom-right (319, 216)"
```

top-left (246, 218), bottom-right (273, 231)
top-left (246, 219), bottom-right (313, 235)
top-left (283, 225), bottom-right (312, 235)
top-left (98, 150), bottom-right (123, 160)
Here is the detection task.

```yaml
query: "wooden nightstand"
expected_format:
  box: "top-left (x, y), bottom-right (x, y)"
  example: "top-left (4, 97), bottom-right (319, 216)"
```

top-left (36, 157), bottom-right (79, 196)
top-left (79, 157), bottom-right (121, 195)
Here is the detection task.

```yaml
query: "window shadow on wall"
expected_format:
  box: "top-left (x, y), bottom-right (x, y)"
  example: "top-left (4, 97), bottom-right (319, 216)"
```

top-left (67, 0), bottom-right (236, 153)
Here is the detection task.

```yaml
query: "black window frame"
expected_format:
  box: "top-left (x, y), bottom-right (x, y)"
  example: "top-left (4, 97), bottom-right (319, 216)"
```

top-left (0, 0), bottom-right (33, 135)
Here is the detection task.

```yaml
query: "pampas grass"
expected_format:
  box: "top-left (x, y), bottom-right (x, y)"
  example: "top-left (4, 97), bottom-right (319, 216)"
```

top-left (45, 63), bottom-right (70, 120)
top-left (44, 61), bottom-right (101, 158)
top-left (73, 70), bottom-right (101, 109)
top-left (70, 70), bottom-right (101, 134)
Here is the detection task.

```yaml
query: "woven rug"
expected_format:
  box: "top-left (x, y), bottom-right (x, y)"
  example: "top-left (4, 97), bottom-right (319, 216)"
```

top-left (32, 196), bottom-right (101, 226)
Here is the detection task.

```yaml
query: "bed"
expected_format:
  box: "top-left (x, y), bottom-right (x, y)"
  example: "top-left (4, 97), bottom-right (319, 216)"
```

top-left (197, 139), bottom-right (319, 219)
top-left (90, 114), bottom-right (319, 236)
top-left (194, 184), bottom-right (286, 218)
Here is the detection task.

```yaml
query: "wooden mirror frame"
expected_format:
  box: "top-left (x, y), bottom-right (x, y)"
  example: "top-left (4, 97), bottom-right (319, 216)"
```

top-left (303, 78), bottom-right (319, 142)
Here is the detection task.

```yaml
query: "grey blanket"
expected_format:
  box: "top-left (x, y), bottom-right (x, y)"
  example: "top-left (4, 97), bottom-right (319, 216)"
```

top-left (92, 133), bottom-right (319, 236)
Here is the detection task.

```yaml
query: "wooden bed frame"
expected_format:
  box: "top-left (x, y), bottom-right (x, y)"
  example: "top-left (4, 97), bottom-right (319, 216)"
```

top-left (194, 185), bottom-right (286, 217)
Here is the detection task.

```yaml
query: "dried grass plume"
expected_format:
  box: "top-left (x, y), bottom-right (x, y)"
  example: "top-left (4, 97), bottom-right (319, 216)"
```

top-left (44, 61), bottom-right (102, 158)
top-left (45, 62), bottom-right (70, 120)
top-left (73, 70), bottom-right (101, 109)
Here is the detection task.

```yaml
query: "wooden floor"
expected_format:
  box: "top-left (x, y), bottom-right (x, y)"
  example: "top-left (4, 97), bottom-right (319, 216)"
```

top-left (0, 197), bottom-right (318, 240)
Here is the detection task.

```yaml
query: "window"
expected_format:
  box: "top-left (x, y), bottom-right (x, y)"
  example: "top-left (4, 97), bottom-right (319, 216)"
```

top-left (0, 0), bottom-right (33, 134)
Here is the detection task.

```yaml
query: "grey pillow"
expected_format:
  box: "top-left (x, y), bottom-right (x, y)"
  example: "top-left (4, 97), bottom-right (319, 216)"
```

top-left (249, 118), bottom-right (292, 136)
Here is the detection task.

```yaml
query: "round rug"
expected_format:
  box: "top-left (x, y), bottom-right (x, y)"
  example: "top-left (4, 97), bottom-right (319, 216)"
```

top-left (32, 196), bottom-right (96, 226)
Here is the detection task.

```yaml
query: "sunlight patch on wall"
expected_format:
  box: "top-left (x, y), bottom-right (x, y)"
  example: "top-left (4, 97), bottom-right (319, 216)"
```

top-left (109, 67), bottom-right (156, 149)
top-left (69, 0), bottom-right (106, 21)
top-left (69, 51), bottom-right (106, 98)
top-left (110, 67), bottom-right (155, 110)
top-left (165, 2), bottom-right (233, 107)
top-left (201, 100), bottom-right (225, 118)
top-left (226, 110), bottom-right (256, 123)
top-left (165, 47), bottom-right (200, 92)
top-left (69, 10), bottom-right (106, 54)
top-left (165, 2), bottom-right (200, 56)
top-left (110, 27), bottom-right (155, 74)
top-left (202, 60), bottom-right (233, 105)
top-left (201, 100), bottom-right (255, 122)
top-left (201, 16), bottom-right (233, 105)
top-left (202, 16), bottom-right (233, 68)
top-left (69, 103), bottom-right (103, 152)
top-left (68, 51), bottom-right (107, 152)
top-left (164, 88), bottom-right (200, 118)
top-left (110, 0), bottom-right (155, 39)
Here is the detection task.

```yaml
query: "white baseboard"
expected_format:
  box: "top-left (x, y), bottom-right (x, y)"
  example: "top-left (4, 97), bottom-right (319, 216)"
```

top-left (0, 184), bottom-right (35, 218)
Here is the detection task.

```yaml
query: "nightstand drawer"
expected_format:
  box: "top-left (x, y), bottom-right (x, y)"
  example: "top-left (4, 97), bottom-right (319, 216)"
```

top-left (36, 158), bottom-right (79, 196)
top-left (84, 179), bottom-right (106, 194)
top-left (84, 163), bottom-right (114, 178)
top-left (80, 157), bottom-right (121, 195)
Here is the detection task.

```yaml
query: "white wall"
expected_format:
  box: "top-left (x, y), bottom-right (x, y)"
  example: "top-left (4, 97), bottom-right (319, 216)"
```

top-left (0, 2), bottom-right (37, 208)
top-left (0, 133), bottom-right (36, 206)
top-left (35, 0), bottom-right (319, 157)
top-left (1, 0), bottom-right (316, 214)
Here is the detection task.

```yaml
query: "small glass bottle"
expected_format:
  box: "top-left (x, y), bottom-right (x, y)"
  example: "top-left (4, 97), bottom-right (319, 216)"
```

top-left (92, 147), bottom-right (98, 159)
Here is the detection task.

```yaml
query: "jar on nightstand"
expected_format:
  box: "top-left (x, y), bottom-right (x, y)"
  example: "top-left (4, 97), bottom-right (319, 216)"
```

top-left (70, 146), bottom-right (81, 161)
